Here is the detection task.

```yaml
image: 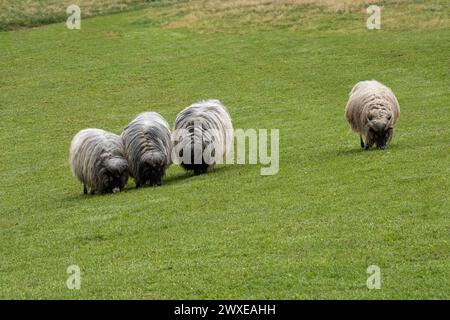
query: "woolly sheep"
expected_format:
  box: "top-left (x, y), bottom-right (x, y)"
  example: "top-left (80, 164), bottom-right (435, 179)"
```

top-left (172, 99), bottom-right (233, 174)
top-left (345, 80), bottom-right (400, 150)
top-left (69, 128), bottom-right (129, 194)
top-left (121, 112), bottom-right (172, 187)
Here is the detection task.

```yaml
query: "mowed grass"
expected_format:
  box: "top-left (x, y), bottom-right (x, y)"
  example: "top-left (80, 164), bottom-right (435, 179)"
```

top-left (0, 1), bottom-right (449, 299)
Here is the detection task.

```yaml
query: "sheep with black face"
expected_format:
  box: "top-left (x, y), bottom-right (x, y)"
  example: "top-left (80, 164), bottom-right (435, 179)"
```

top-left (69, 128), bottom-right (129, 194)
top-left (345, 80), bottom-right (400, 150)
top-left (172, 99), bottom-right (233, 175)
top-left (121, 112), bottom-right (172, 187)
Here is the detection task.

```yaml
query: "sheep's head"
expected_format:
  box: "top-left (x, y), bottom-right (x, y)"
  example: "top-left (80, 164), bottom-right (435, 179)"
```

top-left (367, 108), bottom-right (394, 149)
top-left (177, 135), bottom-right (215, 175)
top-left (100, 157), bottom-right (129, 193)
top-left (138, 155), bottom-right (166, 186)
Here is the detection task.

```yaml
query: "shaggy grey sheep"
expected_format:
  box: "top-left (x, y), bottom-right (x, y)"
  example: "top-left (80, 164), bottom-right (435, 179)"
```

top-left (345, 80), bottom-right (400, 150)
top-left (172, 99), bottom-right (233, 174)
top-left (69, 128), bottom-right (129, 194)
top-left (121, 112), bottom-right (172, 187)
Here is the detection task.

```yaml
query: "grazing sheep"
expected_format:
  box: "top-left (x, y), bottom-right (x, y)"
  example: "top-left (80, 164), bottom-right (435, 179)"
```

top-left (69, 129), bottom-right (129, 194)
top-left (121, 112), bottom-right (172, 187)
top-left (172, 99), bottom-right (233, 174)
top-left (345, 80), bottom-right (400, 150)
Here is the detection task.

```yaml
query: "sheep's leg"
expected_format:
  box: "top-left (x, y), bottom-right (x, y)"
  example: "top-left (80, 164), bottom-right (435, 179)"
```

top-left (148, 174), bottom-right (156, 186)
top-left (83, 184), bottom-right (87, 194)
top-left (364, 140), bottom-right (373, 150)
top-left (360, 135), bottom-right (365, 149)
top-left (90, 189), bottom-right (95, 195)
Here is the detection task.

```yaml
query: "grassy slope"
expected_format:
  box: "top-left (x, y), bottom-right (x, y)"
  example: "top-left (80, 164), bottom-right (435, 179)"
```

top-left (0, 0), bottom-right (182, 31)
top-left (0, 1), bottom-right (449, 299)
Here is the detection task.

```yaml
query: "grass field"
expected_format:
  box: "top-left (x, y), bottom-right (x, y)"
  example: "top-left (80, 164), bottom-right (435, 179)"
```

top-left (0, 0), bottom-right (449, 299)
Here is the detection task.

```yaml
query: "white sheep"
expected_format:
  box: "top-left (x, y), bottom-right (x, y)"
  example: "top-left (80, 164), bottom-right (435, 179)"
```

top-left (121, 112), bottom-right (172, 187)
top-left (69, 128), bottom-right (129, 194)
top-left (172, 99), bottom-right (233, 174)
top-left (345, 80), bottom-right (400, 149)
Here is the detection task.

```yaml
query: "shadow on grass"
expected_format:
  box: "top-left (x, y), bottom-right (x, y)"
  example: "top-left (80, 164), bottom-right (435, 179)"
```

top-left (163, 164), bottom-right (243, 185)
top-left (317, 143), bottom-right (404, 162)
top-left (64, 165), bottom-right (245, 203)
top-left (63, 164), bottom-right (244, 200)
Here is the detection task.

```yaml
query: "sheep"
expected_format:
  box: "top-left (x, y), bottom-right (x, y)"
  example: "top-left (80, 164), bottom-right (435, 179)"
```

top-left (69, 128), bottom-right (129, 194)
top-left (345, 80), bottom-right (400, 150)
top-left (172, 99), bottom-right (233, 174)
top-left (121, 112), bottom-right (172, 187)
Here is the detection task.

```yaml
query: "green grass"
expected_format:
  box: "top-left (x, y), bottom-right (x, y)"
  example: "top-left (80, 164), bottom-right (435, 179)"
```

top-left (0, 1), bottom-right (449, 299)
